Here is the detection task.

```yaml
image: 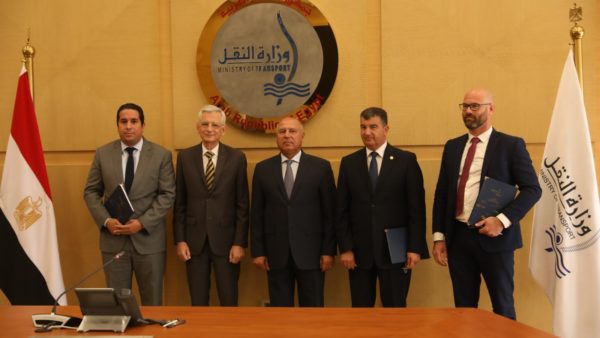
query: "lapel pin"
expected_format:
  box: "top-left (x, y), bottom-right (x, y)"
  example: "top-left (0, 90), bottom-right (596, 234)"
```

top-left (390, 156), bottom-right (394, 160)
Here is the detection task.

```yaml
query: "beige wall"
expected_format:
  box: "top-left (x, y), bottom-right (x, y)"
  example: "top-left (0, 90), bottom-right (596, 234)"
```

top-left (1, 0), bottom-right (599, 334)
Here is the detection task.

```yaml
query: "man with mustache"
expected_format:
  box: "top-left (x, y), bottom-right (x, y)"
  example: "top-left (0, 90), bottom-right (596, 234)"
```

top-left (336, 107), bottom-right (429, 307)
top-left (432, 88), bottom-right (541, 319)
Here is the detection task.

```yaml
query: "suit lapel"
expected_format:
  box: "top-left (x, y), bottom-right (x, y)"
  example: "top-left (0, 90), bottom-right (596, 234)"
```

top-left (481, 129), bottom-right (498, 186)
top-left (131, 140), bottom-right (152, 194)
top-left (375, 146), bottom-right (395, 194)
top-left (214, 143), bottom-right (228, 187)
top-left (291, 152), bottom-right (309, 200)
top-left (112, 141), bottom-right (124, 188)
top-left (451, 135), bottom-right (469, 191)
top-left (274, 155), bottom-right (288, 200)
top-left (193, 145), bottom-right (208, 190)
top-left (356, 148), bottom-right (372, 193)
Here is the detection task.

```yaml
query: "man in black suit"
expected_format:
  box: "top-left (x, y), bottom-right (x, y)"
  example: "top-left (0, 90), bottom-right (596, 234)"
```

top-left (251, 117), bottom-right (336, 307)
top-left (432, 88), bottom-right (541, 319)
top-left (336, 107), bottom-right (429, 307)
top-left (173, 105), bottom-right (249, 306)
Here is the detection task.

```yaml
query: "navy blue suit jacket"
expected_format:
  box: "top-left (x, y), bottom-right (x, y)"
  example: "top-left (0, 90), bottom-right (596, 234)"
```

top-left (432, 129), bottom-right (541, 253)
top-left (250, 151), bottom-right (336, 270)
top-left (336, 145), bottom-right (429, 269)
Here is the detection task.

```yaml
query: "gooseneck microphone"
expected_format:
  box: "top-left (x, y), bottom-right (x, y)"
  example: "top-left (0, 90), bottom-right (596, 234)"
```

top-left (32, 251), bottom-right (125, 331)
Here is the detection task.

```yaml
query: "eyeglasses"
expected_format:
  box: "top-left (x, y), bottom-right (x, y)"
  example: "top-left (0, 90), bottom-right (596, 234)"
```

top-left (459, 103), bottom-right (491, 111)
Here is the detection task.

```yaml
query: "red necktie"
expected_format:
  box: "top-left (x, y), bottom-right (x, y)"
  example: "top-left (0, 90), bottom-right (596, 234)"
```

top-left (455, 137), bottom-right (480, 217)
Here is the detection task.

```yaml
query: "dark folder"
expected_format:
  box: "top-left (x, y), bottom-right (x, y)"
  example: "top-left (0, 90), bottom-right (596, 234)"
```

top-left (468, 177), bottom-right (517, 227)
top-left (384, 227), bottom-right (407, 264)
top-left (104, 184), bottom-right (134, 224)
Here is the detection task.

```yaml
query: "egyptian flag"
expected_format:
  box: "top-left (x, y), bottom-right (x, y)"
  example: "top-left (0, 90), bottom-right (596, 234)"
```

top-left (0, 66), bottom-right (65, 305)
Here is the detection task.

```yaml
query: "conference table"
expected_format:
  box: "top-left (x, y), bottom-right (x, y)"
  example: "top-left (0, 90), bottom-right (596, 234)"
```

top-left (5, 305), bottom-right (555, 337)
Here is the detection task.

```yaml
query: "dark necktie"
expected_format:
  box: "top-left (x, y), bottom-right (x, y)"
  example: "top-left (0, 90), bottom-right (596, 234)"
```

top-left (205, 151), bottom-right (215, 191)
top-left (284, 159), bottom-right (294, 199)
top-left (369, 151), bottom-right (378, 192)
top-left (124, 147), bottom-right (136, 194)
top-left (455, 137), bottom-right (481, 216)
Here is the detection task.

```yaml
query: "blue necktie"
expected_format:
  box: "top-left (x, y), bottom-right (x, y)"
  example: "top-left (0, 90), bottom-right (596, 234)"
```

top-left (369, 152), bottom-right (378, 192)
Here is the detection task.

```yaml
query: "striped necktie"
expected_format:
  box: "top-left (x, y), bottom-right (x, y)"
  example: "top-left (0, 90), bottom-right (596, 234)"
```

top-left (205, 151), bottom-right (215, 191)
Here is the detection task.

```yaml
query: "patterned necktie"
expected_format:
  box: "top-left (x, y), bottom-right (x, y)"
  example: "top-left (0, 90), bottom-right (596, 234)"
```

top-left (284, 159), bottom-right (294, 199)
top-left (455, 137), bottom-right (480, 216)
top-left (369, 151), bottom-right (378, 192)
top-left (124, 147), bottom-right (135, 194)
top-left (205, 151), bottom-right (215, 191)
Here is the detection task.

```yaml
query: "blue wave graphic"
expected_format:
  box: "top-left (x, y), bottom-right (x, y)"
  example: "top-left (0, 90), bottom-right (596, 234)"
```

top-left (545, 224), bottom-right (571, 279)
top-left (263, 82), bottom-right (310, 104)
top-left (264, 82), bottom-right (310, 91)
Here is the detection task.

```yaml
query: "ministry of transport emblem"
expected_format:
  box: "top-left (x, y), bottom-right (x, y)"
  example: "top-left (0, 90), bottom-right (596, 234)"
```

top-left (197, 0), bottom-right (338, 132)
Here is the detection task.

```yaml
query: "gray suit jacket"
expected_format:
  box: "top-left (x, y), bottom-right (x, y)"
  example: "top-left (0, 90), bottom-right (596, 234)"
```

top-left (173, 143), bottom-right (249, 256)
top-left (83, 138), bottom-right (176, 254)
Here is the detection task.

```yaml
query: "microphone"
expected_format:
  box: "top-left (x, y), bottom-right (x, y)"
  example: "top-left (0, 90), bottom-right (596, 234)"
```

top-left (32, 251), bottom-right (125, 331)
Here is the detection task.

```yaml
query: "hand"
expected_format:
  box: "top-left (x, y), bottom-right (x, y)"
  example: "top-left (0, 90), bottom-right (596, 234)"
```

top-left (404, 252), bottom-right (421, 269)
top-left (229, 245), bottom-right (245, 264)
top-left (106, 218), bottom-right (122, 236)
top-left (116, 219), bottom-right (143, 235)
top-left (320, 255), bottom-right (334, 272)
top-left (475, 216), bottom-right (504, 238)
top-left (176, 242), bottom-right (191, 261)
top-left (433, 241), bottom-right (448, 266)
top-left (252, 256), bottom-right (270, 271)
top-left (340, 250), bottom-right (356, 270)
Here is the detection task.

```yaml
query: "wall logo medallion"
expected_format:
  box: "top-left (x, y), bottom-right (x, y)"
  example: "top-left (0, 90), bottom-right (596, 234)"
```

top-left (197, 0), bottom-right (338, 133)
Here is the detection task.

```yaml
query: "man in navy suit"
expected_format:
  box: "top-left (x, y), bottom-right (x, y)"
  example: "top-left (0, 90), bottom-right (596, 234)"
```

top-left (251, 117), bottom-right (336, 307)
top-left (336, 107), bottom-right (429, 307)
top-left (432, 88), bottom-right (541, 319)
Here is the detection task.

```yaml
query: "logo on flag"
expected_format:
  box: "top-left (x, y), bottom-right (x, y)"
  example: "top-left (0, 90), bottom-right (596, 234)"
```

top-left (14, 196), bottom-right (44, 231)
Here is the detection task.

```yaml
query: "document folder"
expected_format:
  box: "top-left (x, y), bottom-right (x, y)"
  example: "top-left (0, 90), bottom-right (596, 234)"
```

top-left (468, 177), bottom-right (517, 227)
top-left (104, 184), bottom-right (134, 224)
top-left (385, 227), bottom-right (407, 264)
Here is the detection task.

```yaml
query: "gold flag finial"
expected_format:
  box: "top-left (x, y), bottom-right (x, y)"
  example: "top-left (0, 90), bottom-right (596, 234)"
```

top-left (569, 3), bottom-right (582, 23)
top-left (22, 30), bottom-right (35, 100)
top-left (569, 3), bottom-right (584, 89)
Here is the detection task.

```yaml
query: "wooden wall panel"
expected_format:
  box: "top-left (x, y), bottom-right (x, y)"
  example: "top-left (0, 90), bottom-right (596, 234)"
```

top-left (2, 1), bottom-right (599, 334)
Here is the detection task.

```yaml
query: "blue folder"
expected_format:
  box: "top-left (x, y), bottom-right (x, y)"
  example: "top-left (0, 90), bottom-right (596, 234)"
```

top-left (385, 227), bottom-right (407, 264)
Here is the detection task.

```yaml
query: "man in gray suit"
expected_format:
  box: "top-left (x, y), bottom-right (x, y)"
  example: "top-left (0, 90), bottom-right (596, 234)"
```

top-left (173, 105), bottom-right (249, 306)
top-left (84, 103), bottom-right (175, 306)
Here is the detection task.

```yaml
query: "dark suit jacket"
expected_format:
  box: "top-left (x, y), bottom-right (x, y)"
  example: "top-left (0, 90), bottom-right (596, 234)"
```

top-left (173, 143), bottom-right (249, 256)
top-left (83, 138), bottom-right (176, 254)
top-left (250, 151), bottom-right (336, 270)
top-left (336, 145), bottom-right (429, 269)
top-left (432, 129), bottom-right (542, 253)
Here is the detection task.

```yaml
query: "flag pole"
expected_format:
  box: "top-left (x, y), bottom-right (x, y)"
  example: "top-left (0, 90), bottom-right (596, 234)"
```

top-left (22, 30), bottom-right (35, 101)
top-left (569, 3), bottom-right (584, 89)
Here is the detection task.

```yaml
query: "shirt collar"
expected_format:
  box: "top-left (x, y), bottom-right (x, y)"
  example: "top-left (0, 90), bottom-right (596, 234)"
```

top-left (121, 138), bottom-right (143, 152)
top-left (468, 127), bottom-right (493, 144)
top-left (365, 141), bottom-right (388, 158)
top-left (202, 143), bottom-right (220, 156)
top-left (281, 151), bottom-right (302, 163)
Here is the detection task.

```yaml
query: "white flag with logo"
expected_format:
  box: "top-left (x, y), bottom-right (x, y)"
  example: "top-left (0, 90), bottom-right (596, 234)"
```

top-left (529, 50), bottom-right (600, 338)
